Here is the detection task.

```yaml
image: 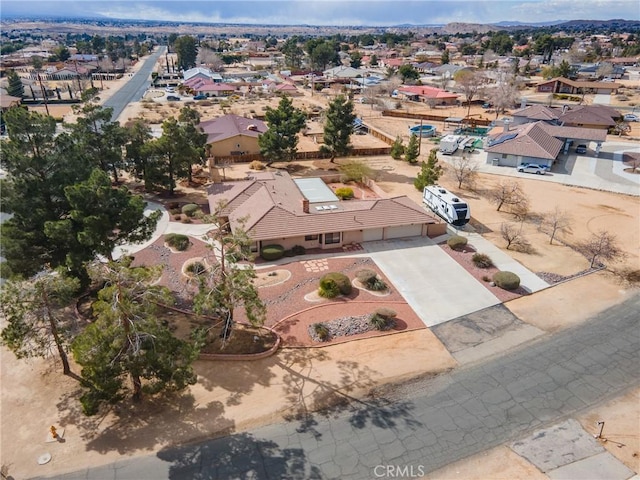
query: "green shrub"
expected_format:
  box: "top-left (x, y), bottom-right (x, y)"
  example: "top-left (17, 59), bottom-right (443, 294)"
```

top-left (318, 278), bottom-right (340, 298)
top-left (181, 203), bottom-right (200, 217)
top-left (356, 269), bottom-right (377, 284)
top-left (165, 233), bottom-right (190, 251)
top-left (283, 249), bottom-right (296, 257)
top-left (356, 269), bottom-right (386, 291)
top-left (370, 308), bottom-right (397, 331)
top-left (261, 244), bottom-right (285, 261)
top-left (291, 245), bottom-right (306, 255)
top-left (493, 271), bottom-right (521, 290)
top-left (335, 187), bottom-right (354, 200)
top-left (320, 272), bottom-right (352, 295)
top-left (186, 261), bottom-right (206, 276)
top-left (313, 323), bottom-right (330, 341)
top-left (447, 235), bottom-right (468, 251)
top-left (472, 253), bottom-right (494, 268)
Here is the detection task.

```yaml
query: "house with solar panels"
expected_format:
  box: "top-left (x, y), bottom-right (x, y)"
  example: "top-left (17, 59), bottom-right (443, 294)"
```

top-left (207, 171), bottom-right (445, 253)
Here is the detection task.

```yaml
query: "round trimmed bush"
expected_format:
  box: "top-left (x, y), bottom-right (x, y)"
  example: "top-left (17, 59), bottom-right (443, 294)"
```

top-left (492, 271), bottom-right (521, 290)
top-left (186, 261), bottom-right (206, 276)
top-left (318, 278), bottom-right (340, 298)
top-left (472, 253), bottom-right (494, 268)
top-left (370, 308), bottom-right (397, 330)
top-left (447, 235), bottom-right (468, 251)
top-left (335, 187), bottom-right (354, 200)
top-left (320, 272), bottom-right (352, 295)
top-left (181, 203), bottom-right (200, 217)
top-left (356, 269), bottom-right (377, 284)
top-left (165, 233), bottom-right (190, 251)
top-left (261, 244), bottom-right (285, 261)
top-left (374, 307), bottom-right (397, 319)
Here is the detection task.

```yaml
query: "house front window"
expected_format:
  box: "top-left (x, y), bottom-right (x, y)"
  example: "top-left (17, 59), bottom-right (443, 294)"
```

top-left (323, 232), bottom-right (341, 244)
top-left (305, 234), bottom-right (318, 241)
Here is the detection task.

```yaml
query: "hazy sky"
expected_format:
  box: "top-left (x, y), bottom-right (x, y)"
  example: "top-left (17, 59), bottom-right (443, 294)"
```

top-left (2, 0), bottom-right (639, 26)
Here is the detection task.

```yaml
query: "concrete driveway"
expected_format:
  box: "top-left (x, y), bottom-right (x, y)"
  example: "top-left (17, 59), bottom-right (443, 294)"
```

top-left (364, 237), bottom-right (501, 327)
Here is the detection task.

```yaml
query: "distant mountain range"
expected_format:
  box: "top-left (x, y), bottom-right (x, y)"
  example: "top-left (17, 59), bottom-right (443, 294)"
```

top-left (1, 15), bottom-right (639, 36)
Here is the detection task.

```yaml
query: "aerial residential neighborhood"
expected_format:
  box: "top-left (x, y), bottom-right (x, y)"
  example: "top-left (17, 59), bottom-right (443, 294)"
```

top-left (0, 3), bottom-right (639, 479)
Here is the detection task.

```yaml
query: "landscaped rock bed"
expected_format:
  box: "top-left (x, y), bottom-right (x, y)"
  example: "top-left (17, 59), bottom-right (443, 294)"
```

top-left (307, 314), bottom-right (396, 343)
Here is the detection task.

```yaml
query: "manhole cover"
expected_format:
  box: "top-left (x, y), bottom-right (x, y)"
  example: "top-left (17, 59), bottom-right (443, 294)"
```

top-left (37, 453), bottom-right (52, 465)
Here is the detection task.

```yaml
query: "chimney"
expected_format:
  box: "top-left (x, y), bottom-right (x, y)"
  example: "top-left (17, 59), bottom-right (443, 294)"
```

top-left (302, 199), bottom-right (309, 213)
top-left (503, 119), bottom-right (510, 132)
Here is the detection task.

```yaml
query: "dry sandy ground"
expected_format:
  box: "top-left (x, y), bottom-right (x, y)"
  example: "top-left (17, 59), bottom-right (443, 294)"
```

top-left (5, 57), bottom-right (639, 478)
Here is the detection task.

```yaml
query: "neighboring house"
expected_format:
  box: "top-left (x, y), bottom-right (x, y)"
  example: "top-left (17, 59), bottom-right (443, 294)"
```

top-left (199, 114), bottom-right (267, 156)
top-left (183, 67), bottom-right (222, 83)
top-left (274, 82), bottom-right (301, 96)
top-left (511, 104), bottom-right (621, 130)
top-left (206, 171), bottom-right (444, 252)
top-left (536, 77), bottom-right (620, 95)
top-left (485, 121), bottom-right (607, 167)
top-left (378, 58), bottom-right (405, 69)
top-left (575, 63), bottom-right (625, 79)
top-left (195, 82), bottom-right (237, 97)
top-left (0, 93), bottom-right (21, 110)
top-left (395, 85), bottom-right (459, 105)
top-left (432, 64), bottom-right (473, 79)
top-left (323, 66), bottom-right (368, 79)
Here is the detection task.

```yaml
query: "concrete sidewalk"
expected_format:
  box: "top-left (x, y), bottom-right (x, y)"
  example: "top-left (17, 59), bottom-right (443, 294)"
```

top-left (112, 201), bottom-right (213, 260)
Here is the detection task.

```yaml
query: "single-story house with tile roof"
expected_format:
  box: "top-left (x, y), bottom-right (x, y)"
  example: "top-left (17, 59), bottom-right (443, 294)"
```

top-left (274, 82), bottom-right (302, 96)
top-left (395, 85), bottom-right (459, 105)
top-left (207, 171), bottom-right (445, 252)
top-left (485, 121), bottom-right (608, 167)
top-left (199, 114), bottom-right (267, 156)
top-left (511, 104), bottom-right (621, 130)
top-left (194, 82), bottom-right (237, 97)
top-left (536, 77), bottom-right (621, 95)
top-left (323, 66), bottom-right (368, 79)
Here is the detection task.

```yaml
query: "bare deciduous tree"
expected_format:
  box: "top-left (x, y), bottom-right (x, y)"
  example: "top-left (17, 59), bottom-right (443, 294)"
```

top-left (454, 70), bottom-right (485, 117)
top-left (489, 180), bottom-right (528, 212)
top-left (540, 207), bottom-right (573, 244)
top-left (500, 222), bottom-right (530, 251)
top-left (197, 47), bottom-right (224, 72)
top-left (451, 155), bottom-right (478, 189)
top-left (487, 74), bottom-right (521, 118)
top-left (576, 231), bottom-right (625, 268)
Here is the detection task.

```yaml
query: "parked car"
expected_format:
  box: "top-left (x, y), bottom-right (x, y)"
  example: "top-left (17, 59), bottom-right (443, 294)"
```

top-left (517, 163), bottom-right (547, 175)
top-left (166, 95), bottom-right (181, 101)
top-left (623, 113), bottom-right (639, 122)
top-left (575, 144), bottom-right (588, 154)
top-left (165, 86), bottom-right (175, 93)
top-left (193, 94), bottom-right (207, 100)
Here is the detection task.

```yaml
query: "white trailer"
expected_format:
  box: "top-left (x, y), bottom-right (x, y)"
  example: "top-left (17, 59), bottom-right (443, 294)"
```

top-left (423, 185), bottom-right (471, 226)
top-left (439, 135), bottom-right (463, 155)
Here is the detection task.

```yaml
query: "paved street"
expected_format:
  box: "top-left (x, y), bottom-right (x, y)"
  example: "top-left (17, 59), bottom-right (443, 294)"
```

top-left (103, 45), bottom-right (166, 121)
top-left (37, 293), bottom-right (639, 480)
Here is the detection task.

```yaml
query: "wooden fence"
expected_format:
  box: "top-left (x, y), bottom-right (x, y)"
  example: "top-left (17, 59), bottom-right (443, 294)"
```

top-left (212, 145), bottom-right (391, 165)
top-left (381, 110), bottom-right (492, 126)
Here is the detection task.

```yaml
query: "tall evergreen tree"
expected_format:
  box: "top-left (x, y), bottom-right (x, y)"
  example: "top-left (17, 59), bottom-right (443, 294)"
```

top-left (320, 95), bottom-right (356, 163)
top-left (414, 148), bottom-right (443, 190)
top-left (72, 259), bottom-right (203, 414)
top-left (258, 96), bottom-right (307, 165)
top-left (125, 118), bottom-right (154, 188)
top-left (174, 36), bottom-right (198, 70)
top-left (1, 270), bottom-right (80, 376)
top-left (6, 70), bottom-right (24, 98)
top-left (404, 133), bottom-right (420, 164)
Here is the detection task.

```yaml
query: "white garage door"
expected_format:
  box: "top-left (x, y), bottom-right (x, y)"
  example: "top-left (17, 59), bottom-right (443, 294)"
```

top-left (384, 224), bottom-right (423, 239)
top-left (362, 228), bottom-right (384, 242)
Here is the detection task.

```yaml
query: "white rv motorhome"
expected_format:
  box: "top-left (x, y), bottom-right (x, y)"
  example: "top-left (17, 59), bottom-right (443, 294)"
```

top-left (423, 185), bottom-right (470, 226)
top-left (439, 135), bottom-right (463, 155)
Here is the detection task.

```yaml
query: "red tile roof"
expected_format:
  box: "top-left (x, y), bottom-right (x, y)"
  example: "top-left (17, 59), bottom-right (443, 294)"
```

top-left (199, 114), bottom-right (267, 144)
top-left (207, 171), bottom-right (438, 241)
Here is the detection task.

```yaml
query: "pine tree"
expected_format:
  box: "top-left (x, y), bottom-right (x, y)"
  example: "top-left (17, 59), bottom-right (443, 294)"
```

top-left (414, 149), bottom-right (443, 191)
top-left (6, 70), bottom-right (24, 98)
top-left (404, 133), bottom-right (419, 164)
top-left (259, 96), bottom-right (307, 165)
top-left (320, 95), bottom-right (356, 163)
top-left (390, 135), bottom-right (405, 160)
